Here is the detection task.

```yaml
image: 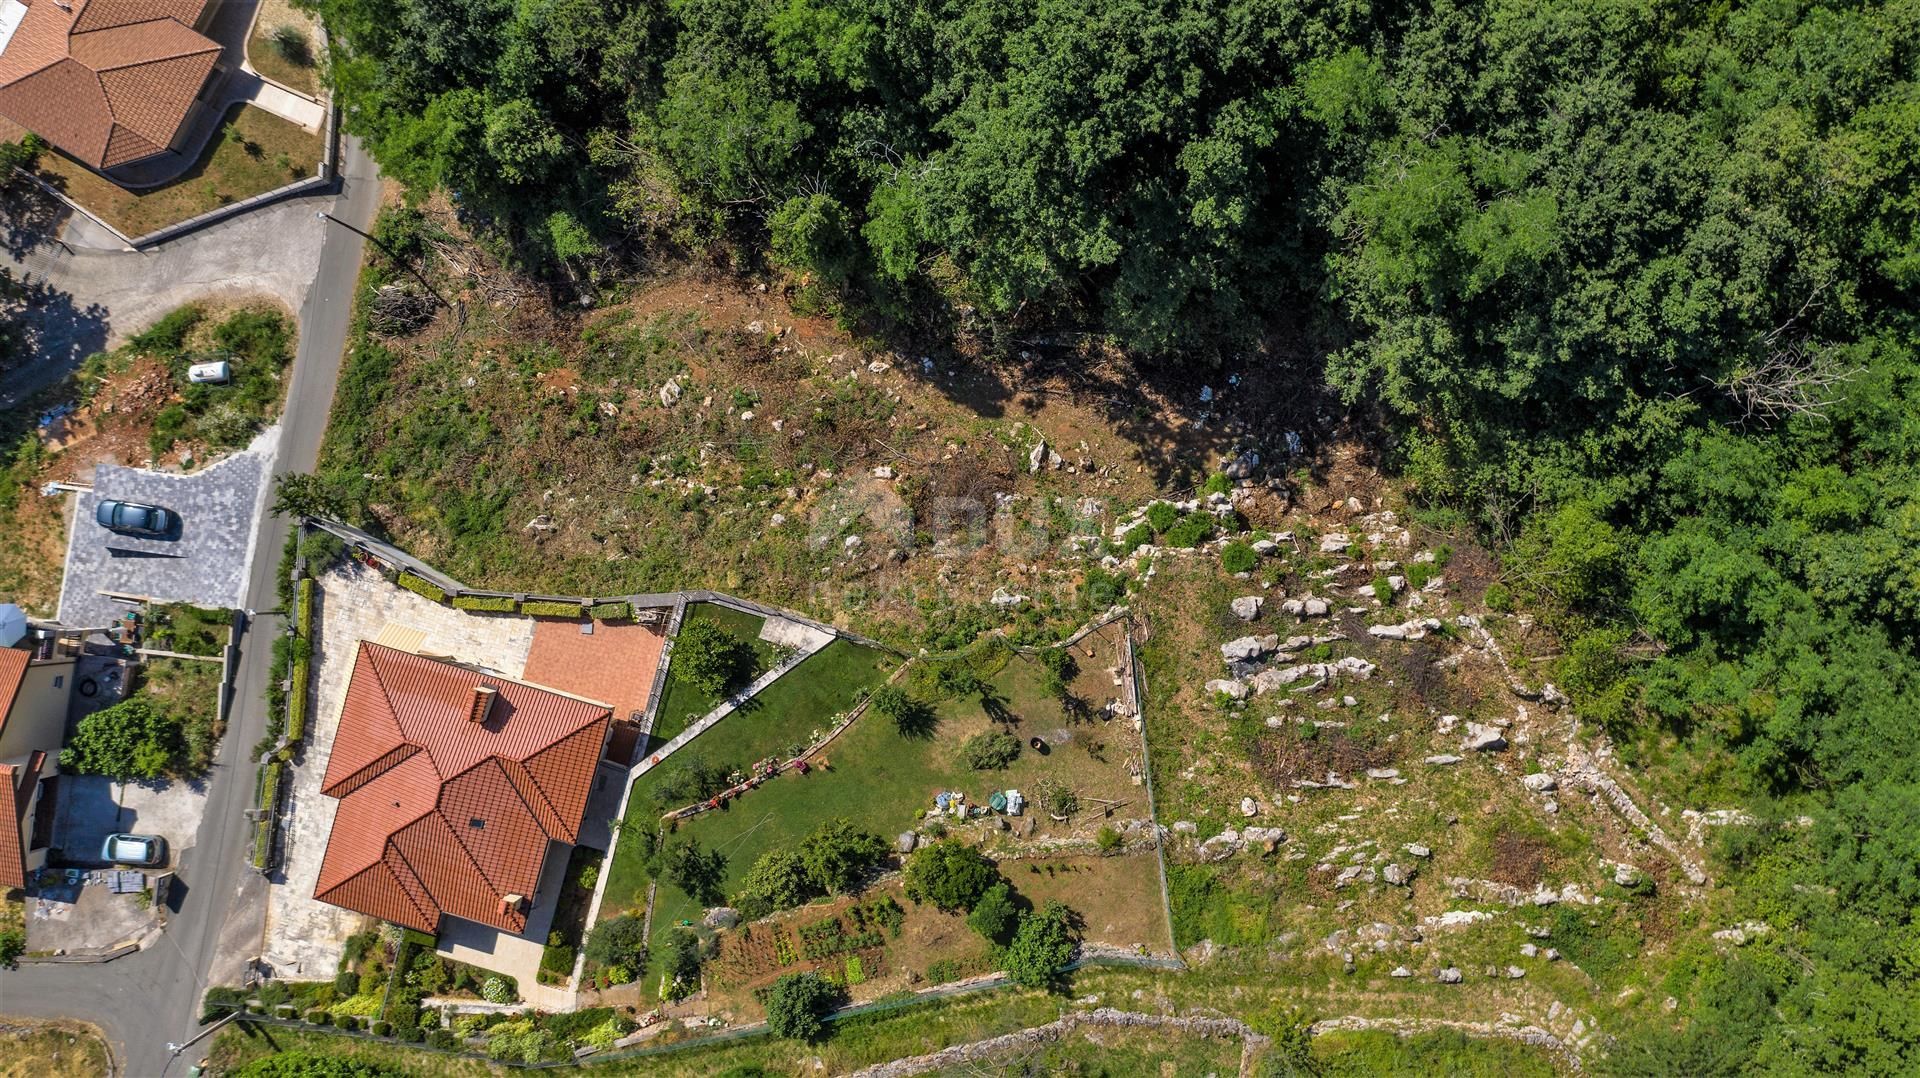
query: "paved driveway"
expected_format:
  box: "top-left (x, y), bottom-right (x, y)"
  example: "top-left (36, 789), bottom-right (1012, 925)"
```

top-left (57, 428), bottom-right (278, 627)
top-left (51, 774), bottom-right (210, 867)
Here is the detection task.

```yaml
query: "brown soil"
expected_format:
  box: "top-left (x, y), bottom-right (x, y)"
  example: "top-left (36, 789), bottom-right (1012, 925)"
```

top-left (1486, 827), bottom-right (1552, 888)
top-left (1253, 727), bottom-right (1396, 788)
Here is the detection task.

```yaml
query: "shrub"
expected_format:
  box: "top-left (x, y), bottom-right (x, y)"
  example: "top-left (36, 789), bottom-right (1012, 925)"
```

top-left (58, 695), bottom-right (179, 781)
top-left (962, 730), bottom-right (1022, 770)
top-left (398, 1024), bottom-right (426, 1043)
top-left (269, 23), bottom-right (311, 64)
top-left (396, 572), bottom-right (446, 602)
top-left (672, 617), bottom-right (754, 695)
top-left (200, 986), bottom-right (247, 1023)
top-left (798, 819), bottom-right (889, 894)
top-left (371, 1020), bottom-right (393, 1037)
top-left (452, 594), bottom-right (517, 612)
top-left (589, 601), bottom-right (632, 620)
top-left (734, 848), bottom-right (813, 918)
top-left (1371, 575), bottom-right (1393, 604)
top-left (276, 1005), bottom-right (299, 1020)
top-left (287, 578), bottom-right (314, 743)
top-left (426, 1028), bottom-right (458, 1049)
top-left (334, 969), bottom-right (359, 996)
top-left (260, 980), bottom-right (292, 1008)
top-left (1096, 825), bottom-right (1123, 853)
top-left (903, 840), bottom-right (997, 912)
top-left (1484, 581), bottom-right (1514, 612)
top-left (765, 972), bottom-right (838, 1041)
top-left (335, 1015), bottom-right (359, 1031)
top-left (521, 599), bottom-right (584, 618)
top-left (1202, 472), bottom-right (1233, 496)
top-left (1163, 514), bottom-right (1214, 548)
top-left (966, 881), bottom-right (1020, 945)
top-left (1145, 502), bottom-right (1179, 533)
top-left (1001, 900), bottom-right (1078, 987)
top-left (1119, 522), bottom-right (1153, 553)
top-left (306, 1009), bottom-right (330, 1025)
top-left (1220, 541), bottom-right (1257, 574)
top-left (481, 976), bottom-right (516, 1004)
top-left (585, 916), bottom-right (648, 969)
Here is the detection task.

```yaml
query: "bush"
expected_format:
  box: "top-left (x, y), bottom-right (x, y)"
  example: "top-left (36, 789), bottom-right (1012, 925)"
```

top-left (797, 818), bottom-right (888, 894)
top-left (966, 881), bottom-right (1020, 945)
top-left (287, 578), bottom-right (314, 743)
top-left (260, 980), bottom-right (292, 1008)
top-left (481, 975), bottom-right (516, 1004)
top-left (672, 617), bottom-right (754, 695)
top-left (306, 1009), bottom-right (330, 1025)
top-left (733, 848), bottom-right (813, 919)
top-left (58, 695), bottom-right (180, 781)
top-left (398, 1024), bottom-right (426, 1043)
top-left (1163, 514), bottom-right (1214, 548)
top-left (765, 972), bottom-right (838, 1041)
top-left (1220, 541), bottom-right (1257, 574)
top-left (1119, 522), bottom-right (1153, 553)
top-left (1145, 502), bottom-right (1179, 533)
top-left (1484, 581), bottom-right (1514, 612)
top-left (371, 1020), bottom-right (393, 1037)
top-left (584, 914), bottom-right (649, 968)
top-left (426, 1028), bottom-right (459, 1049)
top-left (962, 730), bottom-right (1022, 770)
top-left (452, 594), bottom-right (517, 612)
top-left (269, 23), bottom-right (312, 64)
top-left (903, 840), bottom-right (997, 912)
top-left (1096, 825), bottom-right (1123, 853)
top-left (334, 1015), bottom-right (359, 1031)
top-left (0, 928), bottom-right (20, 968)
top-left (1001, 900), bottom-right (1078, 987)
top-left (1372, 575), bottom-right (1394, 604)
top-left (200, 986), bottom-right (247, 1023)
top-left (277, 1005), bottom-right (299, 1020)
top-left (521, 599), bottom-right (585, 617)
top-left (334, 969), bottom-right (359, 996)
top-left (1202, 472), bottom-right (1233, 496)
top-left (589, 601), bottom-right (632, 620)
top-left (395, 572), bottom-right (447, 602)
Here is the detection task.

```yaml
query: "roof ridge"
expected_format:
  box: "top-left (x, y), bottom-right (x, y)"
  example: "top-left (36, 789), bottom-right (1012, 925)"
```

top-left (499, 753), bottom-right (570, 841)
top-left (431, 762), bottom-right (518, 899)
top-left (87, 39), bottom-right (221, 72)
top-left (369, 842), bottom-right (439, 929)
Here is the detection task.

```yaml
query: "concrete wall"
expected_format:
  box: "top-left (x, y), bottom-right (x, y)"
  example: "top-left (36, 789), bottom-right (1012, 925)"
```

top-left (0, 658), bottom-right (75, 760)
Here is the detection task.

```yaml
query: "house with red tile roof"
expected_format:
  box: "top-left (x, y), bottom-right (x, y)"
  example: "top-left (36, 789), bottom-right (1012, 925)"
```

top-left (0, 638), bottom-right (77, 891)
top-left (313, 643), bottom-right (613, 936)
top-left (0, 0), bottom-right (221, 171)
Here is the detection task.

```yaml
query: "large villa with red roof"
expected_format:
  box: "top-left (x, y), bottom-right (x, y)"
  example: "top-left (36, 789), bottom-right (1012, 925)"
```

top-left (313, 642), bottom-right (613, 937)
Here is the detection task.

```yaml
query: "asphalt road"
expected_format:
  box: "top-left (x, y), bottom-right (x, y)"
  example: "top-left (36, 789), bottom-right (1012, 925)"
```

top-left (0, 137), bottom-right (380, 1076)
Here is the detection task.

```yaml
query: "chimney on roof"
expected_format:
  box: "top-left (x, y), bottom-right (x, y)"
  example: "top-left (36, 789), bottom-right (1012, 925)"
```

top-left (501, 893), bottom-right (526, 913)
top-left (468, 685), bottom-right (498, 724)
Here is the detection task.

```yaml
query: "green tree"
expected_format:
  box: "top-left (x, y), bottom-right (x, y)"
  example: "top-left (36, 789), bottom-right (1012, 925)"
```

top-left (672, 619), bottom-right (753, 696)
top-left (662, 836), bottom-right (728, 906)
top-left (733, 848), bottom-right (813, 918)
top-left (902, 839), bottom-right (996, 913)
top-left (764, 972), bottom-right (838, 1041)
top-left (965, 881), bottom-right (1019, 945)
top-left (868, 684), bottom-right (935, 738)
top-left (1000, 900), bottom-right (1077, 988)
top-left (798, 818), bottom-right (887, 894)
top-left (59, 696), bottom-right (178, 781)
top-left (584, 915), bottom-right (648, 968)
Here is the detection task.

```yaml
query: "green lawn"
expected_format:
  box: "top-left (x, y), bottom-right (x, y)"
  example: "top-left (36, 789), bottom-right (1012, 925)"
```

top-left (600, 639), bottom-right (897, 925)
top-left (648, 604), bottom-right (777, 747)
top-left (607, 643), bottom-right (1144, 956)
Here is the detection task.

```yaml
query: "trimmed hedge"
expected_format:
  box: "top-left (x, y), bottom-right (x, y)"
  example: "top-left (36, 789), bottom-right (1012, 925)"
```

top-left (276, 1006), bottom-right (298, 1020)
top-left (305, 1009), bottom-right (331, 1025)
top-left (426, 1028), bottom-right (458, 1049)
top-left (453, 594), bottom-right (518, 612)
top-left (396, 572), bottom-right (447, 602)
top-left (588, 601), bottom-right (632, 620)
top-left (371, 1020), bottom-right (393, 1037)
top-left (520, 600), bottom-right (584, 618)
top-left (251, 761), bottom-right (284, 870)
top-left (287, 577), bottom-right (315, 743)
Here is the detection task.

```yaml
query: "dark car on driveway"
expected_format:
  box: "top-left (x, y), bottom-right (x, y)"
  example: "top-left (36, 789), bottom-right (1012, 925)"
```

top-left (96, 499), bottom-right (176, 536)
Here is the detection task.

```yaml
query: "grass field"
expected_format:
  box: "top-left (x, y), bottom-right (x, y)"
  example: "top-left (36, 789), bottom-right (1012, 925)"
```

top-left (139, 656), bottom-right (224, 777)
top-left (604, 628), bottom-right (1161, 964)
top-left (648, 603), bottom-right (775, 746)
top-left (0, 1018), bottom-right (113, 1078)
top-left (246, 3), bottom-right (323, 97)
top-left (37, 104), bottom-right (321, 237)
top-left (600, 638), bottom-right (898, 922)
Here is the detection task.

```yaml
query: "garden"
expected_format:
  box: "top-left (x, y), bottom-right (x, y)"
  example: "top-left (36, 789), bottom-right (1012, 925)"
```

top-left (593, 620), bottom-right (1172, 1022)
top-left (647, 602), bottom-right (778, 746)
top-left (36, 104), bottom-right (324, 237)
top-left (56, 655), bottom-right (223, 780)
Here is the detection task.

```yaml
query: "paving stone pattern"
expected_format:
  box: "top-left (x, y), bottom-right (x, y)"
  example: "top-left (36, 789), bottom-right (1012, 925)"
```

top-left (58, 428), bottom-right (277, 627)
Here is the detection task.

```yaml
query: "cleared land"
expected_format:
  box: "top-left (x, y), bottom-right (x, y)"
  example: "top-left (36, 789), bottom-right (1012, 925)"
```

top-left (0, 1018), bottom-right (113, 1078)
top-left (246, 0), bottom-right (324, 97)
top-left (37, 105), bottom-right (321, 237)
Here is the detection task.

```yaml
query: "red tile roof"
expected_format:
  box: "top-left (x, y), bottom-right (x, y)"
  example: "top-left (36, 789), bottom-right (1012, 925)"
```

top-left (522, 618), bottom-right (666, 726)
top-left (314, 643), bottom-right (611, 934)
top-left (0, 0), bottom-right (218, 169)
top-left (0, 750), bottom-right (45, 889)
top-left (0, 645), bottom-right (29, 739)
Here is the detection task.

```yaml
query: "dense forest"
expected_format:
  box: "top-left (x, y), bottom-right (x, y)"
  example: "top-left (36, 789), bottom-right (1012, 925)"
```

top-left (312, 0), bottom-right (1919, 1071)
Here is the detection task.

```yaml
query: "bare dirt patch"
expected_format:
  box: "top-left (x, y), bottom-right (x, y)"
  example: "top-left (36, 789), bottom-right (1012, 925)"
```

top-left (1254, 727), bottom-right (1396, 788)
top-left (1487, 827), bottom-right (1552, 889)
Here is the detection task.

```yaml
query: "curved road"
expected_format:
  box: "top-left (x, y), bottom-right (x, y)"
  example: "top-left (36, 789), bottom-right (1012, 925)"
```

top-left (0, 138), bottom-right (380, 1075)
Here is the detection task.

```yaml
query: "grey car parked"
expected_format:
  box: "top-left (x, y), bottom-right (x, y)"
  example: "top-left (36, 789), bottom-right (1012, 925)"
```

top-left (101, 833), bottom-right (167, 865)
top-left (95, 499), bottom-right (176, 536)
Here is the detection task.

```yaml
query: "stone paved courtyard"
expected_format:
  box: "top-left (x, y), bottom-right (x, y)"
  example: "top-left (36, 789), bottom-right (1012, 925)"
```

top-left (58, 427), bottom-right (278, 627)
top-left (262, 559), bottom-right (538, 976)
